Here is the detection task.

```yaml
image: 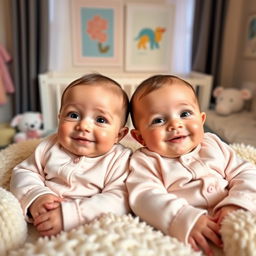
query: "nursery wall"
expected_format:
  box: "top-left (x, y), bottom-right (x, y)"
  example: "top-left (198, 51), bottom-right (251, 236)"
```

top-left (219, 0), bottom-right (256, 91)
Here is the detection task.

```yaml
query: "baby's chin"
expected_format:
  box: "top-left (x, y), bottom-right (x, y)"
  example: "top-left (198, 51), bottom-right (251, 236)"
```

top-left (150, 146), bottom-right (196, 159)
top-left (70, 147), bottom-right (112, 158)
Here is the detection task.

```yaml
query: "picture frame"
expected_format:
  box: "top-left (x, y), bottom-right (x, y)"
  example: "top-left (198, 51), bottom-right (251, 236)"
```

top-left (125, 3), bottom-right (175, 72)
top-left (244, 14), bottom-right (256, 58)
top-left (71, 0), bottom-right (123, 66)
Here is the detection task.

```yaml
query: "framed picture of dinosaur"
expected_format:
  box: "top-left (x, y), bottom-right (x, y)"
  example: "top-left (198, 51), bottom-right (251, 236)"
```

top-left (71, 0), bottom-right (123, 66)
top-left (125, 3), bottom-right (175, 72)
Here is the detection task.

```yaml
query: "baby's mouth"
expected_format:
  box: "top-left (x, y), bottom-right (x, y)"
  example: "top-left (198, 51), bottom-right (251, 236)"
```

top-left (73, 136), bottom-right (95, 143)
top-left (167, 135), bottom-right (188, 143)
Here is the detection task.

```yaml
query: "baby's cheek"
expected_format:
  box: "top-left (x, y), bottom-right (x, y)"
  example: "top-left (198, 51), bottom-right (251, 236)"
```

top-left (58, 122), bottom-right (69, 133)
top-left (148, 130), bottom-right (164, 145)
top-left (190, 122), bottom-right (204, 131)
top-left (190, 123), bottom-right (205, 143)
top-left (98, 130), bottom-right (117, 143)
top-left (99, 131), bottom-right (109, 138)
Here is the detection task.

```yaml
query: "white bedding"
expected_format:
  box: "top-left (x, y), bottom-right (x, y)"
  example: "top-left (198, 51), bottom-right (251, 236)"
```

top-left (2, 138), bottom-right (256, 255)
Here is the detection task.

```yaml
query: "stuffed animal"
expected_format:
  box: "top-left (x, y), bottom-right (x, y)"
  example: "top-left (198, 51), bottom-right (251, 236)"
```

top-left (213, 87), bottom-right (252, 116)
top-left (10, 112), bottom-right (44, 143)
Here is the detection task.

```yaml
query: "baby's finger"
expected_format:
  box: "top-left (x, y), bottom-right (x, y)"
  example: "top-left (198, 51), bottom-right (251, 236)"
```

top-left (216, 215), bottom-right (226, 226)
top-left (194, 233), bottom-right (213, 256)
top-left (38, 223), bottom-right (61, 237)
top-left (44, 202), bottom-right (60, 210)
top-left (208, 220), bottom-right (221, 233)
top-left (30, 208), bottom-right (46, 219)
top-left (31, 211), bottom-right (39, 219)
top-left (33, 213), bottom-right (49, 226)
top-left (39, 226), bottom-right (61, 237)
top-left (38, 207), bottom-right (47, 215)
top-left (204, 228), bottom-right (223, 248)
top-left (39, 229), bottom-right (54, 237)
top-left (36, 220), bottom-right (52, 232)
top-left (188, 237), bottom-right (200, 252)
top-left (50, 195), bottom-right (63, 202)
top-left (211, 210), bottom-right (220, 221)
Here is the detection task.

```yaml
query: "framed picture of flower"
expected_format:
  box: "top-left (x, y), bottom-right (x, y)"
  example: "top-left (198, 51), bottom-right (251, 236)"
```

top-left (71, 0), bottom-right (123, 66)
top-left (125, 3), bottom-right (175, 72)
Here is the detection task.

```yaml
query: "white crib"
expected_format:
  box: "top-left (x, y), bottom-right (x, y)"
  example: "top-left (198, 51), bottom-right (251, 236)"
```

top-left (39, 71), bottom-right (213, 131)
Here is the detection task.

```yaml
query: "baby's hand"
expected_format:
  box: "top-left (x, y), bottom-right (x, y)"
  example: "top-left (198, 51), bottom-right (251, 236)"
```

top-left (188, 214), bottom-right (222, 256)
top-left (29, 194), bottom-right (62, 219)
top-left (33, 205), bottom-right (63, 237)
top-left (213, 205), bottom-right (242, 226)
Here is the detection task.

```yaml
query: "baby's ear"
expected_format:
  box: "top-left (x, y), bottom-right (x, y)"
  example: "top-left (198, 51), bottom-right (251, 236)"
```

top-left (116, 127), bottom-right (129, 142)
top-left (131, 129), bottom-right (145, 146)
top-left (201, 111), bottom-right (206, 124)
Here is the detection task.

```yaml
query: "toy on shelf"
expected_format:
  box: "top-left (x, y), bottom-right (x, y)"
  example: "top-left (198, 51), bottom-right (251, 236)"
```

top-left (213, 86), bottom-right (252, 116)
top-left (10, 112), bottom-right (44, 143)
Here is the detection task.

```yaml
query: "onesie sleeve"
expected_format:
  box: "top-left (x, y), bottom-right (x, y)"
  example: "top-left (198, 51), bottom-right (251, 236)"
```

top-left (61, 145), bottom-right (132, 231)
top-left (126, 149), bottom-right (206, 244)
top-left (208, 134), bottom-right (256, 214)
top-left (10, 135), bottom-right (58, 219)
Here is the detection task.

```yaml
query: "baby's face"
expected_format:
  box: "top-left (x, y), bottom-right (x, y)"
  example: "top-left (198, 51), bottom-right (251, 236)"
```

top-left (132, 84), bottom-right (206, 158)
top-left (58, 84), bottom-right (126, 157)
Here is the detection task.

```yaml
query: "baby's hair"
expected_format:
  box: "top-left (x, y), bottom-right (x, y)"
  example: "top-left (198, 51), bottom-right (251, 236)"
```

top-left (60, 73), bottom-right (129, 126)
top-left (130, 74), bottom-right (199, 128)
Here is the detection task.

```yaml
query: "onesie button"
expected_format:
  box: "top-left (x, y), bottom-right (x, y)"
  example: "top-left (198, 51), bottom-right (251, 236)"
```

top-left (182, 157), bottom-right (191, 164)
top-left (73, 157), bottom-right (80, 163)
top-left (207, 185), bottom-right (214, 193)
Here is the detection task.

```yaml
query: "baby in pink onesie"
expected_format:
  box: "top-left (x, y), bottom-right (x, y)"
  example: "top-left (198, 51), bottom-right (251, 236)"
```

top-left (126, 74), bottom-right (256, 256)
top-left (11, 73), bottom-right (132, 237)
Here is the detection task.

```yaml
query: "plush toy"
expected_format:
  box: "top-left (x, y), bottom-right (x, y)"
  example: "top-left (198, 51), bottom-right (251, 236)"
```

top-left (213, 87), bottom-right (252, 116)
top-left (10, 112), bottom-right (44, 143)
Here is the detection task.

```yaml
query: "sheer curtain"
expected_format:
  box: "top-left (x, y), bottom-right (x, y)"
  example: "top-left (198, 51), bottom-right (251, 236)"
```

top-left (167, 0), bottom-right (195, 74)
top-left (49, 0), bottom-right (194, 74)
top-left (48, 0), bottom-right (71, 72)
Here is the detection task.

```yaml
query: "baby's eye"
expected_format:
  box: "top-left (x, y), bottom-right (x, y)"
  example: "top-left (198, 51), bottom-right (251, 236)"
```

top-left (180, 111), bottom-right (192, 118)
top-left (67, 112), bottom-right (80, 120)
top-left (151, 118), bottom-right (165, 125)
top-left (96, 116), bottom-right (108, 124)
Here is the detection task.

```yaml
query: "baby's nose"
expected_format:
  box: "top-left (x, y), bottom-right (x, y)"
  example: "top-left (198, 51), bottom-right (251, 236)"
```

top-left (77, 119), bottom-right (93, 131)
top-left (167, 119), bottom-right (183, 130)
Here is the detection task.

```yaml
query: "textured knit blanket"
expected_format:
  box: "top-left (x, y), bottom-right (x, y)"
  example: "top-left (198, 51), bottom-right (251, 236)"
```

top-left (1, 138), bottom-right (256, 256)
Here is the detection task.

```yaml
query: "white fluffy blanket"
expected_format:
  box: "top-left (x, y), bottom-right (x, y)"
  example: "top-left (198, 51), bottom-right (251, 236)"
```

top-left (1, 138), bottom-right (256, 256)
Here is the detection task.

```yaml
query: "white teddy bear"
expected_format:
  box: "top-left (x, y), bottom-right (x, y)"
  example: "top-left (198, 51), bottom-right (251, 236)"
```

top-left (10, 112), bottom-right (44, 143)
top-left (213, 87), bottom-right (252, 116)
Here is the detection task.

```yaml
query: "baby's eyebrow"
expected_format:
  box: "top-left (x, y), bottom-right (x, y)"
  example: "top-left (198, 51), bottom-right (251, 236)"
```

top-left (94, 108), bottom-right (113, 118)
top-left (177, 102), bottom-right (197, 108)
top-left (62, 103), bottom-right (79, 109)
top-left (146, 109), bottom-right (164, 115)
